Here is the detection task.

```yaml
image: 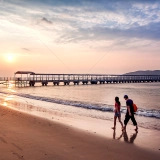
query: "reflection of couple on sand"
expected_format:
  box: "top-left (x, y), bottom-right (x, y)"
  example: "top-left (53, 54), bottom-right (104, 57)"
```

top-left (112, 95), bottom-right (138, 131)
top-left (113, 130), bottom-right (138, 143)
top-left (123, 131), bottom-right (138, 143)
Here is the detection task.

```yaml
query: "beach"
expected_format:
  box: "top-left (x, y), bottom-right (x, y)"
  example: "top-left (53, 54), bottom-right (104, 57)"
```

top-left (0, 103), bottom-right (160, 160)
top-left (1, 0), bottom-right (160, 159)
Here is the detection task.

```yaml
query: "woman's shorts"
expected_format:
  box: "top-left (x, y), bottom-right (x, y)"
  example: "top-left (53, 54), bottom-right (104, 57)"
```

top-left (115, 112), bottom-right (121, 117)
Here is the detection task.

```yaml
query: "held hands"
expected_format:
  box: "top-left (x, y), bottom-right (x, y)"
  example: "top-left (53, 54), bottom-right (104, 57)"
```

top-left (129, 112), bottom-right (132, 116)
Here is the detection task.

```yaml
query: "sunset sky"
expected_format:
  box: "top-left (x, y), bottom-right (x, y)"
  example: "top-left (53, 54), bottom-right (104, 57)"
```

top-left (0, 0), bottom-right (160, 76)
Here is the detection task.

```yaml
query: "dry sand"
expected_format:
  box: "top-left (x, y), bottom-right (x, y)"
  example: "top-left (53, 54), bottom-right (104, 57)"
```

top-left (0, 104), bottom-right (160, 160)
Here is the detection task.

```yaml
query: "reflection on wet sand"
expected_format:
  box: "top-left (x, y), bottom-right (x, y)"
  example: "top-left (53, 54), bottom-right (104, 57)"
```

top-left (0, 97), bottom-right (70, 121)
top-left (0, 95), bottom-right (14, 107)
top-left (123, 131), bottom-right (138, 143)
top-left (0, 97), bottom-right (37, 113)
top-left (113, 129), bottom-right (123, 140)
top-left (113, 129), bottom-right (138, 144)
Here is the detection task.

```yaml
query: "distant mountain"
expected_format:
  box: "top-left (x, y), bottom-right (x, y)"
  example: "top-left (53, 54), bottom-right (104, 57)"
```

top-left (124, 70), bottom-right (160, 75)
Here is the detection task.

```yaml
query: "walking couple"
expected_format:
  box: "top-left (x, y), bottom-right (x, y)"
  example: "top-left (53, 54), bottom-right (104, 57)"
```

top-left (112, 95), bottom-right (138, 131)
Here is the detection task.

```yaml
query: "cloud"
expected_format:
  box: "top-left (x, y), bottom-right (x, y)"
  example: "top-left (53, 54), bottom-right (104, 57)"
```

top-left (37, 17), bottom-right (52, 25)
top-left (0, 0), bottom-right (160, 50)
top-left (22, 48), bottom-right (30, 51)
top-left (55, 21), bottom-right (160, 44)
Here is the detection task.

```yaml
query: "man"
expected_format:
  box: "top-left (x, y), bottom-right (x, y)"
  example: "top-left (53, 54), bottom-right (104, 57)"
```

top-left (123, 95), bottom-right (138, 131)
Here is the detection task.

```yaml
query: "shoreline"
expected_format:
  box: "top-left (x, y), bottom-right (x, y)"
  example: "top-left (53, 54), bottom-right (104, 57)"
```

top-left (0, 104), bottom-right (160, 160)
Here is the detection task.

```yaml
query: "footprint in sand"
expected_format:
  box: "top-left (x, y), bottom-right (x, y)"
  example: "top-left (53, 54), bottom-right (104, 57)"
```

top-left (0, 137), bottom-right (7, 144)
top-left (11, 143), bottom-right (23, 151)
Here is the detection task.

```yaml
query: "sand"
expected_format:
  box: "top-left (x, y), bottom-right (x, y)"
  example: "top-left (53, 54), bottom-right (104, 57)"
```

top-left (0, 104), bottom-right (160, 160)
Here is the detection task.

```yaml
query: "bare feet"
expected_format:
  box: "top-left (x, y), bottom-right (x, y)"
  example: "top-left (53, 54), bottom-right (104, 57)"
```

top-left (135, 128), bottom-right (138, 132)
top-left (135, 126), bottom-right (138, 131)
top-left (123, 126), bottom-right (126, 132)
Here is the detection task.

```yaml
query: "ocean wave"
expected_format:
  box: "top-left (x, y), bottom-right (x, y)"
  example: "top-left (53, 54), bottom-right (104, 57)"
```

top-left (0, 91), bottom-right (160, 119)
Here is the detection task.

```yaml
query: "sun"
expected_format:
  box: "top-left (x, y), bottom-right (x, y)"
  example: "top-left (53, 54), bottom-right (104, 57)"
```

top-left (6, 54), bottom-right (15, 62)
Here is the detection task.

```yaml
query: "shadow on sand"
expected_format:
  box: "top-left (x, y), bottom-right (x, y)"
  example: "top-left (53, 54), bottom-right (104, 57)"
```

top-left (113, 129), bottom-right (138, 144)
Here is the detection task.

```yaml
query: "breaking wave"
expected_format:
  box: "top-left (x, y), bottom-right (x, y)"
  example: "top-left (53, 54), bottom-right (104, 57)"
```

top-left (0, 91), bottom-right (160, 119)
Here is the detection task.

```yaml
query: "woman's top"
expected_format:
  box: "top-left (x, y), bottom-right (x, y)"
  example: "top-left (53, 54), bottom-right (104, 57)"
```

top-left (115, 102), bottom-right (120, 113)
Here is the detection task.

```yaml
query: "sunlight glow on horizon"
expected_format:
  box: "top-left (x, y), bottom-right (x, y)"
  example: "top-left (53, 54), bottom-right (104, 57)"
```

top-left (5, 54), bottom-right (15, 62)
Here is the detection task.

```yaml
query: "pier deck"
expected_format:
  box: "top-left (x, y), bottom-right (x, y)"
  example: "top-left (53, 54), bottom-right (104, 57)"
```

top-left (0, 71), bottom-right (160, 87)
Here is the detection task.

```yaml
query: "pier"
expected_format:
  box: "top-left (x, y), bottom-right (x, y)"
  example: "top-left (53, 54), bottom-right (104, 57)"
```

top-left (0, 71), bottom-right (160, 87)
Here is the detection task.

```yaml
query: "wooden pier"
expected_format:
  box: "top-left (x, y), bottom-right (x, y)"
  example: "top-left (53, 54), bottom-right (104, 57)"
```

top-left (0, 71), bottom-right (160, 87)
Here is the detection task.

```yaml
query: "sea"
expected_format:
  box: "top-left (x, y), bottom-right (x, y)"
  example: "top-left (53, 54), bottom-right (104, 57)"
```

top-left (0, 82), bottom-right (160, 130)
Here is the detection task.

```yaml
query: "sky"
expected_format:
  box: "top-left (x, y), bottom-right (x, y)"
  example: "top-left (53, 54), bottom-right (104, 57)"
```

top-left (0, 0), bottom-right (160, 76)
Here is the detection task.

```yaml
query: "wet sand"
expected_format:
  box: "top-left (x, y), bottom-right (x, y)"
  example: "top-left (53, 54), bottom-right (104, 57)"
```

top-left (0, 104), bottom-right (160, 160)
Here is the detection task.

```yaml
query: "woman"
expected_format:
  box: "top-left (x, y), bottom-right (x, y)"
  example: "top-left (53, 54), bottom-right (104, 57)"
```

top-left (112, 97), bottom-right (123, 130)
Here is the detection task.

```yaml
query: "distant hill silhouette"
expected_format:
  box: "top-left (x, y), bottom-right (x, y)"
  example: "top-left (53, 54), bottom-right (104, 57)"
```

top-left (124, 70), bottom-right (160, 75)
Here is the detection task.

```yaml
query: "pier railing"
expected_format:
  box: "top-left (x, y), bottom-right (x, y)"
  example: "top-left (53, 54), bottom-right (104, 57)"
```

top-left (0, 74), bottom-right (160, 87)
top-left (0, 77), bottom-right (15, 81)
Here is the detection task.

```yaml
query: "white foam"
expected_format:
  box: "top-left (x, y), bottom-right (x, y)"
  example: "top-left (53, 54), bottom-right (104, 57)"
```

top-left (0, 91), bottom-right (160, 119)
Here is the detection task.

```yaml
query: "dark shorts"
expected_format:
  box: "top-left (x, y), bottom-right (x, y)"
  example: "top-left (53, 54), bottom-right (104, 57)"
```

top-left (115, 112), bottom-right (121, 117)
